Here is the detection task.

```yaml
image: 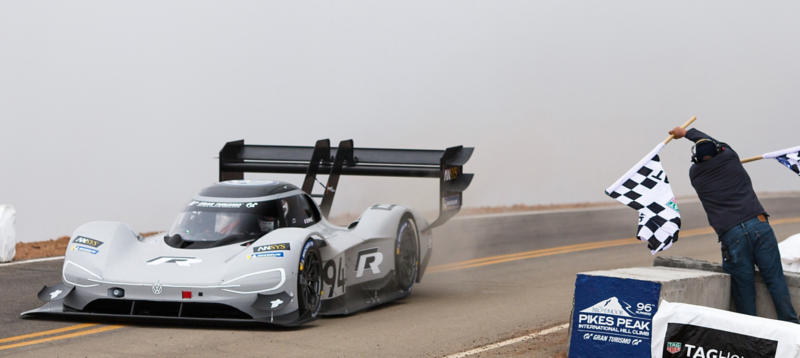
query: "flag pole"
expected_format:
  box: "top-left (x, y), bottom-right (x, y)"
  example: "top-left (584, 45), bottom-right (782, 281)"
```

top-left (741, 156), bottom-right (763, 164)
top-left (663, 116), bottom-right (697, 145)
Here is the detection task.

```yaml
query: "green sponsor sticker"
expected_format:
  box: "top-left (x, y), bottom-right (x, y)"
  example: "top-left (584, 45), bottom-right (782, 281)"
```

top-left (667, 198), bottom-right (680, 213)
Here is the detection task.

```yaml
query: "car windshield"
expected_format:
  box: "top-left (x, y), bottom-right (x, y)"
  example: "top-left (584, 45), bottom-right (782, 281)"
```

top-left (166, 199), bottom-right (284, 248)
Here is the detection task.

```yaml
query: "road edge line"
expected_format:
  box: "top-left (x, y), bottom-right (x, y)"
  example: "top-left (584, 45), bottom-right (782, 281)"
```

top-left (0, 256), bottom-right (65, 267)
top-left (444, 323), bottom-right (569, 358)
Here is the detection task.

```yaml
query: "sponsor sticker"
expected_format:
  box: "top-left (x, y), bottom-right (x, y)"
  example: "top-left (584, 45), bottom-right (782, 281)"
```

top-left (187, 201), bottom-right (244, 209)
top-left (50, 290), bottom-right (63, 300)
top-left (247, 252), bottom-right (285, 259)
top-left (396, 222), bottom-right (410, 254)
top-left (72, 245), bottom-right (99, 255)
top-left (662, 323), bottom-right (777, 358)
top-left (442, 195), bottom-right (460, 211)
top-left (667, 198), bottom-right (680, 213)
top-left (444, 167), bottom-right (459, 181)
top-left (569, 275), bottom-right (660, 357)
top-left (72, 236), bottom-right (103, 248)
top-left (253, 243), bottom-right (290, 253)
top-left (270, 299), bottom-right (284, 309)
top-left (299, 241), bottom-right (314, 271)
top-left (666, 342), bottom-right (681, 354)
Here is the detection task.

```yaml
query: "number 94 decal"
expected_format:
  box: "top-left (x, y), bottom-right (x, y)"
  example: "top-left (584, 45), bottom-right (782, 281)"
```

top-left (322, 255), bottom-right (346, 299)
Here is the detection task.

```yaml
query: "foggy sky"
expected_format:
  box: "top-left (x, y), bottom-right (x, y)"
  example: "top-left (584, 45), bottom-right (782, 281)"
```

top-left (2, 1), bottom-right (799, 242)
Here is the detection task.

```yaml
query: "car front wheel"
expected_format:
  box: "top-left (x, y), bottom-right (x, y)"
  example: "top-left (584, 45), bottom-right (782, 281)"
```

top-left (298, 239), bottom-right (322, 317)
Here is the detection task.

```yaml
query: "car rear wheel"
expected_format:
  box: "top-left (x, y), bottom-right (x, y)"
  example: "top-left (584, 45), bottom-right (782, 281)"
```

top-left (298, 240), bottom-right (322, 317)
top-left (395, 214), bottom-right (419, 292)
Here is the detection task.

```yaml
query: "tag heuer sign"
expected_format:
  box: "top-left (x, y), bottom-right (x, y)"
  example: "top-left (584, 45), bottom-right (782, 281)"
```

top-left (662, 323), bottom-right (777, 358)
top-left (666, 342), bottom-right (681, 354)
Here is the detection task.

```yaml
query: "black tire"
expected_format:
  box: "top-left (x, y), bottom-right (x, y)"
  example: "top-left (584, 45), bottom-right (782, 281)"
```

top-left (395, 214), bottom-right (419, 292)
top-left (298, 240), bottom-right (322, 318)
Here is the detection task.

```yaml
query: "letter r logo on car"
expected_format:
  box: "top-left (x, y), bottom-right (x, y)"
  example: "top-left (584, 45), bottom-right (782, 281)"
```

top-left (355, 248), bottom-right (383, 278)
top-left (146, 257), bottom-right (203, 267)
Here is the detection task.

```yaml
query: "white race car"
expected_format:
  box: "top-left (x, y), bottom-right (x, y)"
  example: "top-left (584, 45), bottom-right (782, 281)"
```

top-left (23, 139), bottom-right (473, 326)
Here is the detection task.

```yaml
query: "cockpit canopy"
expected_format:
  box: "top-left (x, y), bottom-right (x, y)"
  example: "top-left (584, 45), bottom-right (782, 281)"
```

top-left (165, 181), bottom-right (320, 249)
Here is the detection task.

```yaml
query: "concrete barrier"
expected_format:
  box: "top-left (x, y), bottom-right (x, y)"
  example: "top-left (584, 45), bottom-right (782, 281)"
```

top-left (655, 255), bottom-right (800, 320)
top-left (581, 266), bottom-right (731, 309)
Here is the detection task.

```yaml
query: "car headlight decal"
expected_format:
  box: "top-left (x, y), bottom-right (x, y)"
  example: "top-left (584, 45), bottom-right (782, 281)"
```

top-left (63, 260), bottom-right (101, 288)
top-left (221, 268), bottom-right (285, 294)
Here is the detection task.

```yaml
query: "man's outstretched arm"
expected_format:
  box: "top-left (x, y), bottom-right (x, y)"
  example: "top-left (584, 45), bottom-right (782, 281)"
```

top-left (670, 127), bottom-right (718, 143)
top-left (670, 127), bottom-right (736, 155)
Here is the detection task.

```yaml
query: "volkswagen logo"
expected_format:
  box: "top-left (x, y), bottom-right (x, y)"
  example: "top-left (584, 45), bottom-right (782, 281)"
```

top-left (152, 283), bottom-right (163, 295)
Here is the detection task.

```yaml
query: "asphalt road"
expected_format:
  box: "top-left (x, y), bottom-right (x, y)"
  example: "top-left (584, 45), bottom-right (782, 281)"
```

top-left (2, 194), bottom-right (800, 357)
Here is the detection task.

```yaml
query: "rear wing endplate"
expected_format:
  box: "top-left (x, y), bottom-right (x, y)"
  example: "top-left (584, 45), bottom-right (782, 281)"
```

top-left (218, 139), bottom-right (473, 229)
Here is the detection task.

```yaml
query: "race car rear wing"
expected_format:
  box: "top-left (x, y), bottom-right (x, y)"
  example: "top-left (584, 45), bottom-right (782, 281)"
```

top-left (218, 139), bottom-right (473, 229)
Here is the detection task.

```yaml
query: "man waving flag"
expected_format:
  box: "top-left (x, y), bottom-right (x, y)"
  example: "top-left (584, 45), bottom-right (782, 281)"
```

top-left (606, 143), bottom-right (682, 255)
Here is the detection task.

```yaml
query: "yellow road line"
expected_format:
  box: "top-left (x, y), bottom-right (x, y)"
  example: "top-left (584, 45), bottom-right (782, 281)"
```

top-left (428, 216), bottom-right (800, 273)
top-left (772, 217), bottom-right (800, 225)
top-left (0, 325), bottom-right (123, 351)
top-left (428, 240), bottom-right (636, 273)
top-left (429, 238), bottom-right (637, 272)
top-left (0, 324), bottom-right (97, 344)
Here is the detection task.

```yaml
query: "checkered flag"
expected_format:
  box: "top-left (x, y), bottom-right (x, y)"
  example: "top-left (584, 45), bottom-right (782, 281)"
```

top-left (763, 146), bottom-right (800, 177)
top-left (605, 143), bottom-right (682, 255)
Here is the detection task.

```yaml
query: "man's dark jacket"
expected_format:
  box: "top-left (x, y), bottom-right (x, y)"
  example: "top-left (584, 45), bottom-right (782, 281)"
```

top-left (686, 128), bottom-right (766, 235)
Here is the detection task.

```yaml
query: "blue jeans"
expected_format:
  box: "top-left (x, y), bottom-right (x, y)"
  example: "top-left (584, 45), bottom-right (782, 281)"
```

top-left (720, 217), bottom-right (800, 323)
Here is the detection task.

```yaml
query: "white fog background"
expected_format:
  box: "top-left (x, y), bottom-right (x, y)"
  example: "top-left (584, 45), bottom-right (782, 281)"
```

top-left (1, 1), bottom-right (799, 242)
